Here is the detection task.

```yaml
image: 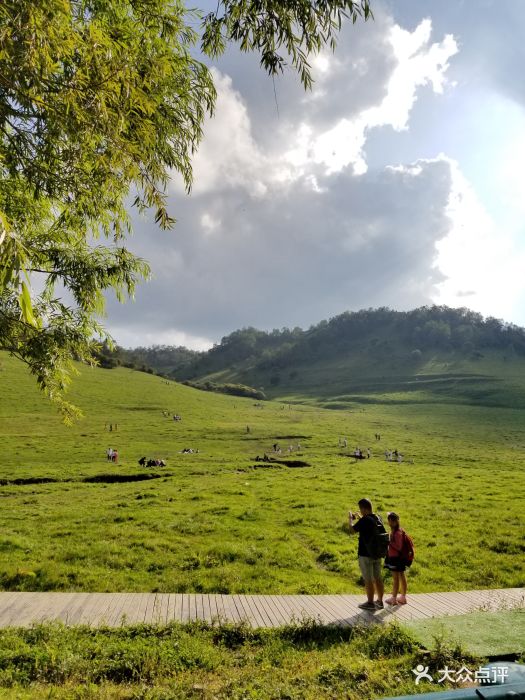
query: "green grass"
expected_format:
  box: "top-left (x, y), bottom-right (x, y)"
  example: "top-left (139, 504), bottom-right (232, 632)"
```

top-left (0, 352), bottom-right (524, 594)
top-left (406, 609), bottom-right (525, 657)
top-left (0, 619), bottom-right (481, 699)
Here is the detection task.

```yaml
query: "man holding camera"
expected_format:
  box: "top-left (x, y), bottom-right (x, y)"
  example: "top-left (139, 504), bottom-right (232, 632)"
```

top-left (348, 498), bottom-right (386, 610)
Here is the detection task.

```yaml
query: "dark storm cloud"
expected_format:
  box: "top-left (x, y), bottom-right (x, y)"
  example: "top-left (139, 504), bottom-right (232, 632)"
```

top-left (105, 158), bottom-right (452, 344)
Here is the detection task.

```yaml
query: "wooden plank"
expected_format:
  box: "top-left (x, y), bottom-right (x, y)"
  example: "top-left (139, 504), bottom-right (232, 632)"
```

top-left (150, 593), bottom-right (165, 624)
top-left (414, 592), bottom-right (458, 616)
top-left (145, 593), bottom-right (164, 625)
top-left (384, 601), bottom-right (419, 623)
top-left (257, 595), bottom-right (284, 627)
top-left (195, 594), bottom-right (205, 623)
top-left (56, 592), bottom-right (92, 625)
top-left (300, 595), bottom-right (335, 624)
top-left (263, 595), bottom-right (292, 626)
top-left (410, 593), bottom-right (458, 617)
top-left (139, 593), bottom-right (154, 624)
top-left (0, 593), bottom-right (33, 627)
top-left (271, 595), bottom-right (299, 625)
top-left (215, 594), bottom-right (232, 623)
top-left (285, 595), bottom-right (330, 625)
top-left (249, 595), bottom-right (273, 627)
top-left (103, 593), bottom-right (133, 627)
top-left (278, 594), bottom-right (316, 624)
top-left (229, 594), bottom-right (251, 625)
top-left (3, 592), bottom-right (47, 626)
top-left (76, 593), bottom-right (112, 627)
top-left (424, 592), bottom-right (468, 616)
top-left (0, 592), bottom-right (20, 609)
top-left (311, 596), bottom-right (350, 626)
top-left (91, 593), bottom-right (127, 627)
top-left (207, 594), bottom-right (221, 624)
top-left (325, 595), bottom-right (357, 626)
top-left (72, 593), bottom-right (109, 626)
top-left (110, 593), bottom-right (139, 627)
top-left (165, 593), bottom-right (179, 624)
top-left (14, 592), bottom-right (65, 626)
top-left (185, 594), bottom-right (194, 622)
top-left (217, 593), bottom-right (234, 623)
top-left (32, 592), bottom-right (80, 625)
top-left (0, 593), bottom-right (29, 626)
top-left (339, 594), bottom-right (379, 623)
top-left (210, 594), bottom-right (223, 623)
top-left (117, 593), bottom-right (148, 625)
top-left (248, 595), bottom-right (274, 627)
top-left (137, 593), bottom-right (155, 624)
top-left (238, 595), bottom-right (261, 626)
top-left (447, 592), bottom-right (477, 613)
top-left (393, 595), bottom-right (435, 619)
top-left (173, 593), bottom-right (185, 623)
top-left (180, 594), bottom-right (192, 623)
top-left (450, 591), bottom-right (482, 613)
top-left (201, 594), bottom-right (214, 624)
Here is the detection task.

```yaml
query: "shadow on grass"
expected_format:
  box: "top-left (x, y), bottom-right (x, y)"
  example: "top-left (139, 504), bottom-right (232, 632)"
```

top-left (0, 473), bottom-right (174, 486)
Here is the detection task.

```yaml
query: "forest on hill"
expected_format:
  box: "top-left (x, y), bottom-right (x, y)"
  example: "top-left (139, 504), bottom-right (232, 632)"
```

top-left (101, 306), bottom-right (523, 372)
top-left (175, 306), bottom-right (525, 374)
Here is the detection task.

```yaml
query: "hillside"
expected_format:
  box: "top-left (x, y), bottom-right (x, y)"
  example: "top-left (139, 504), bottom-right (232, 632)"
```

top-left (121, 306), bottom-right (525, 409)
top-left (1, 350), bottom-right (524, 595)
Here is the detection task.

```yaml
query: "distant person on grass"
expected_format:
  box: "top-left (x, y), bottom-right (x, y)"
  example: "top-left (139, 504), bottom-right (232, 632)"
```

top-left (348, 498), bottom-right (388, 610)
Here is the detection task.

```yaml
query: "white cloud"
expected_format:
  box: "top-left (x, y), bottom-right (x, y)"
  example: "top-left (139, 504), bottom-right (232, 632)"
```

top-left (200, 212), bottom-right (221, 236)
top-left (366, 20), bottom-right (458, 130)
top-left (281, 18), bottom-right (458, 176)
top-left (188, 70), bottom-right (270, 196)
top-left (435, 160), bottom-right (525, 321)
top-left (111, 326), bottom-right (213, 352)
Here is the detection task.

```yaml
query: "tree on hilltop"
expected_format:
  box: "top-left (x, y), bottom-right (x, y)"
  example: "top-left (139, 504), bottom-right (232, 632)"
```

top-left (0, 0), bottom-right (372, 420)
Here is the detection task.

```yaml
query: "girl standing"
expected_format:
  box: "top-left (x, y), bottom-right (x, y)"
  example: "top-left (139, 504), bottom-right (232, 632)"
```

top-left (384, 512), bottom-right (408, 605)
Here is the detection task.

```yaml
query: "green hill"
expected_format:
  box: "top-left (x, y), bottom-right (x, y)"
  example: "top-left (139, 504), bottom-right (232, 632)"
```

top-left (134, 306), bottom-right (525, 409)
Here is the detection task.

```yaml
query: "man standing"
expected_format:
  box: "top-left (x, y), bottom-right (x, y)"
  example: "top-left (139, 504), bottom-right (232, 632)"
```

top-left (349, 498), bottom-right (386, 610)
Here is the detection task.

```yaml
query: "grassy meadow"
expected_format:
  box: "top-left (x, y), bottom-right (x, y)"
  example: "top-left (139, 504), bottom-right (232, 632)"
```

top-left (0, 618), bottom-right (484, 700)
top-left (0, 351), bottom-right (524, 594)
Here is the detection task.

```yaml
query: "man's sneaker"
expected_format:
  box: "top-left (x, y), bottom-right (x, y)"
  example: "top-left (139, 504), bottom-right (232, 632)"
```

top-left (397, 594), bottom-right (407, 605)
top-left (375, 600), bottom-right (384, 609)
top-left (358, 601), bottom-right (377, 610)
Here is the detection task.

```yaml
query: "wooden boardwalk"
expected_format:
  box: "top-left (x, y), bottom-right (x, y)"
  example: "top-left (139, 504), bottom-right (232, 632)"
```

top-left (0, 588), bottom-right (522, 628)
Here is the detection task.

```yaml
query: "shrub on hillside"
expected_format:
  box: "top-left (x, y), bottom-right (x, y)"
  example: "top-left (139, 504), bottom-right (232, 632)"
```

top-left (182, 380), bottom-right (266, 401)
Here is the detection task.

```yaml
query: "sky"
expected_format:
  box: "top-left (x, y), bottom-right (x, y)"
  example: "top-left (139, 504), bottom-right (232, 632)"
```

top-left (104, 0), bottom-right (525, 350)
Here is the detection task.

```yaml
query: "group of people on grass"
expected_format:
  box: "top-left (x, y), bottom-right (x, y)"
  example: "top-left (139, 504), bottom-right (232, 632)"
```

top-left (348, 498), bottom-right (414, 609)
top-left (106, 447), bottom-right (118, 462)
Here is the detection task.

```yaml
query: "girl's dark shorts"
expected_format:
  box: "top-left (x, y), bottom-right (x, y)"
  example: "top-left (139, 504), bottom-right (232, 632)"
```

top-left (384, 556), bottom-right (407, 572)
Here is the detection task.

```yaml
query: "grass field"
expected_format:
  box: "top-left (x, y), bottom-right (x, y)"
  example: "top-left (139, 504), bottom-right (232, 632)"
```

top-left (0, 352), bottom-right (524, 594)
top-left (0, 619), bottom-right (483, 699)
top-left (406, 609), bottom-right (525, 657)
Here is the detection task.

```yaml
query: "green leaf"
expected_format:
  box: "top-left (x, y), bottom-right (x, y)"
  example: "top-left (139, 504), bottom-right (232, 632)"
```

top-left (18, 281), bottom-right (38, 327)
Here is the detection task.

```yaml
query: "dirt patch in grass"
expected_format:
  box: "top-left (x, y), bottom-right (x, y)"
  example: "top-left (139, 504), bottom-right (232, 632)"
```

top-left (272, 459), bottom-right (311, 468)
top-left (0, 473), bottom-right (173, 487)
top-left (0, 477), bottom-right (59, 486)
